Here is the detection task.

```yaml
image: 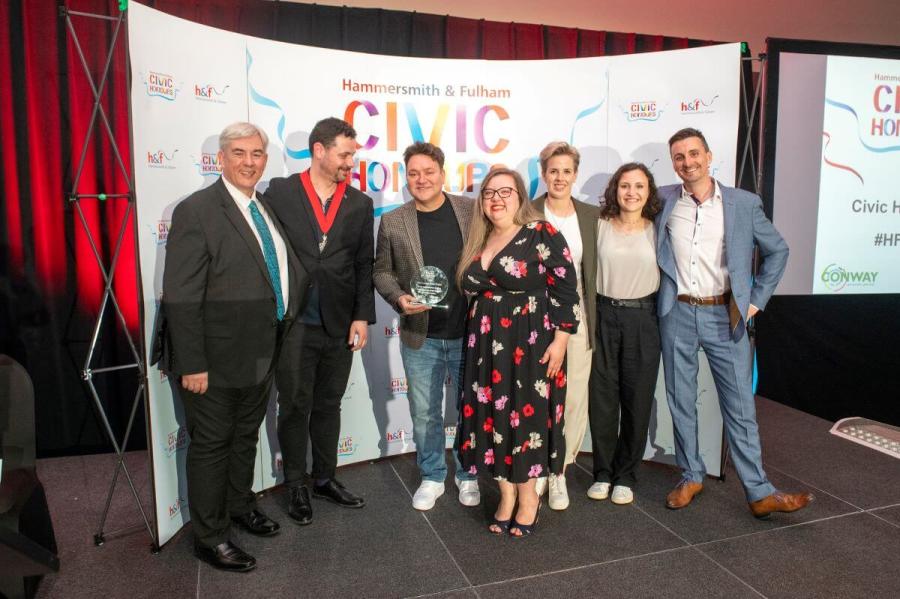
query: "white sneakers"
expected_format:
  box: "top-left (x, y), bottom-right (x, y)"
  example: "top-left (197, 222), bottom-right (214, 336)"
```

top-left (412, 474), bottom-right (626, 511)
top-left (412, 481), bottom-right (445, 511)
top-left (610, 485), bottom-right (633, 505)
top-left (413, 478), bottom-right (481, 510)
top-left (548, 473), bottom-right (570, 510)
top-left (534, 476), bottom-right (548, 497)
top-left (587, 482), bottom-right (633, 505)
top-left (455, 477), bottom-right (481, 507)
top-left (587, 481), bottom-right (611, 500)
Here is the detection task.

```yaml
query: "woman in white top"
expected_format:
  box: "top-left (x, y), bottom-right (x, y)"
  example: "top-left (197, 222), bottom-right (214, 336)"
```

top-left (587, 162), bottom-right (662, 506)
top-left (532, 142), bottom-right (601, 510)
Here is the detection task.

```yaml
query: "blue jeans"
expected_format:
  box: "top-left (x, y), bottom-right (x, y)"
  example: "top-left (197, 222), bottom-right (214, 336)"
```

top-left (400, 337), bottom-right (474, 482)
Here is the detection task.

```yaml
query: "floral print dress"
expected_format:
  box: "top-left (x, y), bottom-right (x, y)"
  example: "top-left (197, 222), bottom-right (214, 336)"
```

top-left (457, 221), bottom-right (580, 483)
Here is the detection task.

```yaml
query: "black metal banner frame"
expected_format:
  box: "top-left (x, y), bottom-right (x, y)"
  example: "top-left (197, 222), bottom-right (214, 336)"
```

top-left (720, 51), bottom-right (768, 481)
top-left (60, 3), bottom-right (158, 553)
top-left (738, 53), bottom-right (768, 195)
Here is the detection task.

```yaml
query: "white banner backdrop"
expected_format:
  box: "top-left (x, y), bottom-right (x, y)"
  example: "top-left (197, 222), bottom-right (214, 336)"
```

top-left (129, 2), bottom-right (737, 546)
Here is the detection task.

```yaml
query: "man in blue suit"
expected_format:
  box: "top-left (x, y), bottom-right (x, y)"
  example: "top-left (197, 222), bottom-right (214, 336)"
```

top-left (656, 128), bottom-right (812, 519)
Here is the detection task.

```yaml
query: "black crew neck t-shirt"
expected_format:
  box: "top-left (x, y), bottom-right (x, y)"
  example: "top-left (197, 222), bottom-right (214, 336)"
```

top-left (416, 197), bottom-right (466, 339)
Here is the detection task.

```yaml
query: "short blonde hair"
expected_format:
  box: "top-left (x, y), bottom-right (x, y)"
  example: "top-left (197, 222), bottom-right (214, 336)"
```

top-left (538, 141), bottom-right (580, 173)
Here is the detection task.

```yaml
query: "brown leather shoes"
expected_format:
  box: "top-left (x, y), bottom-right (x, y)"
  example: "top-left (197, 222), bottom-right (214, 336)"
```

top-left (666, 480), bottom-right (703, 509)
top-left (749, 491), bottom-right (814, 519)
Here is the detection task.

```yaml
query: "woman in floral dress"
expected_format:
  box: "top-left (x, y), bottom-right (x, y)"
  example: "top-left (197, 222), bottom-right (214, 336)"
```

top-left (456, 168), bottom-right (580, 536)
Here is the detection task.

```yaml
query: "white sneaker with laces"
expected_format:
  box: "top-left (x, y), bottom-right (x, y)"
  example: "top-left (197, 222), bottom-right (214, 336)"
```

top-left (548, 473), bottom-right (570, 510)
top-left (587, 481), bottom-right (611, 500)
top-left (534, 476), bottom-right (548, 497)
top-left (455, 477), bottom-right (481, 507)
top-left (412, 480), bottom-right (445, 511)
top-left (610, 485), bottom-right (634, 505)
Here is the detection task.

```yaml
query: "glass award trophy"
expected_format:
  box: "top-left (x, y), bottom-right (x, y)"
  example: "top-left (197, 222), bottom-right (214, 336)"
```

top-left (410, 266), bottom-right (449, 309)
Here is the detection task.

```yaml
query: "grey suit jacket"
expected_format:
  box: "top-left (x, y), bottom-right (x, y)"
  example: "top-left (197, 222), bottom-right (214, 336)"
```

top-left (373, 193), bottom-right (474, 349)
top-left (655, 182), bottom-right (788, 341)
top-left (533, 194), bottom-right (601, 350)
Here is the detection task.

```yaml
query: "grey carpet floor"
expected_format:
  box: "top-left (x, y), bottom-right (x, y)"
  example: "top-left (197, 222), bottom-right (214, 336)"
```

top-left (32, 397), bottom-right (900, 599)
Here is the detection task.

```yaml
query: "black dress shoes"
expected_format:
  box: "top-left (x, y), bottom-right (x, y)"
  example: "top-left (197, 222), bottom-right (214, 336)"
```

top-left (195, 540), bottom-right (256, 572)
top-left (231, 509), bottom-right (280, 536)
top-left (288, 485), bottom-right (313, 525)
top-left (312, 478), bottom-right (366, 508)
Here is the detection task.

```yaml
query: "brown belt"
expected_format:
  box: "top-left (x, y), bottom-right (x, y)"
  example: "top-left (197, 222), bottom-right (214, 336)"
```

top-left (677, 291), bottom-right (731, 306)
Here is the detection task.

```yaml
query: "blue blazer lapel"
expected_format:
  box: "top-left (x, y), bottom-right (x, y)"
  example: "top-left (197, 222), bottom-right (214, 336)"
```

top-left (656, 188), bottom-right (677, 249)
top-left (656, 189), bottom-right (679, 281)
top-left (723, 190), bottom-right (737, 257)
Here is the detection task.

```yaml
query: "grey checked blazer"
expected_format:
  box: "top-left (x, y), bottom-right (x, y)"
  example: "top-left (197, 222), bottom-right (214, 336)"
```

top-left (374, 193), bottom-right (474, 349)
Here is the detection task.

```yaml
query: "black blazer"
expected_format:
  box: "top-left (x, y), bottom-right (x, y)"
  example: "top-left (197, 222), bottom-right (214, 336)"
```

top-left (264, 175), bottom-right (376, 337)
top-left (154, 178), bottom-right (307, 388)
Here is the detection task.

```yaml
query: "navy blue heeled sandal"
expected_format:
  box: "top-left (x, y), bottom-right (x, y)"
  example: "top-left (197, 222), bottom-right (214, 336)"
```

top-left (509, 501), bottom-right (541, 538)
top-left (488, 516), bottom-right (511, 535)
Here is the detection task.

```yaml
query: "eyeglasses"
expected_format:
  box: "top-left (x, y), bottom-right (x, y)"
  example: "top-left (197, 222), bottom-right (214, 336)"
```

top-left (481, 187), bottom-right (518, 201)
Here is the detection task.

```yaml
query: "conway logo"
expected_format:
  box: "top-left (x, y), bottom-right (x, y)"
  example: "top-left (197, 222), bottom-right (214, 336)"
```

top-left (820, 263), bottom-right (878, 292)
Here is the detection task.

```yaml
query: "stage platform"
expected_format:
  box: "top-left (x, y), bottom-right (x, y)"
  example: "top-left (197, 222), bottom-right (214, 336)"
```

top-left (33, 397), bottom-right (900, 599)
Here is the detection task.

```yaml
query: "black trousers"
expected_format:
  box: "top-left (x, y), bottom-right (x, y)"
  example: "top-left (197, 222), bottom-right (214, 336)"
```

top-left (588, 295), bottom-right (661, 488)
top-left (275, 323), bottom-right (353, 486)
top-left (180, 376), bottom-right (273, 548)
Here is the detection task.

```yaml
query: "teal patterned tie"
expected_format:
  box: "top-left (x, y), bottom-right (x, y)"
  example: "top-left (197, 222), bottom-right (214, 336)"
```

top-left (248, 200), bottom-right (285, 320)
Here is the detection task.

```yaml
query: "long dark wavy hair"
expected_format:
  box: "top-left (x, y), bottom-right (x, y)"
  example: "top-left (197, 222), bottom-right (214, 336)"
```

top-left (599, 162), bottom-right (661, 220)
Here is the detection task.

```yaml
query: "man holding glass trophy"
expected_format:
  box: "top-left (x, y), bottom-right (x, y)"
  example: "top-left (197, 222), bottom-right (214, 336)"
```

top-left (374, 142), bottom-right (480, 511)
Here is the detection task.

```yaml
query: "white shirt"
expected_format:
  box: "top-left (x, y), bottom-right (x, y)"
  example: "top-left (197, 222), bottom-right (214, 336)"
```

top-left (222, 176), bottom-right (290, 311)
top-left (666, 180), bottom-right (729, 297)
top-left (543, 208), bottom-right (584, 303)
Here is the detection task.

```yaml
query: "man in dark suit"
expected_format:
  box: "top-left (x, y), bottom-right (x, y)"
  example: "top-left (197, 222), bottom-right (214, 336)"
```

top-left (158, 122), bottom-right (305, 572)
top-left (374, 142), bottom-right (478, 511)
top-left (266, 117), bottom-right (376, 524)
top-left (655, 127), bottom-right (812, 518)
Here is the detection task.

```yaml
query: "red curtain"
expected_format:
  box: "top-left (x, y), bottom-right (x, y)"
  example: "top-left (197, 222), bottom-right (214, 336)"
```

top-left (3, 0), bottom-right (704, 333)
top-left (0, 0), bottom-right (23, 280)
top-left (65, 0), bottom-right (135, 326)
top-left (0, 0), bottom-right (710, 455)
